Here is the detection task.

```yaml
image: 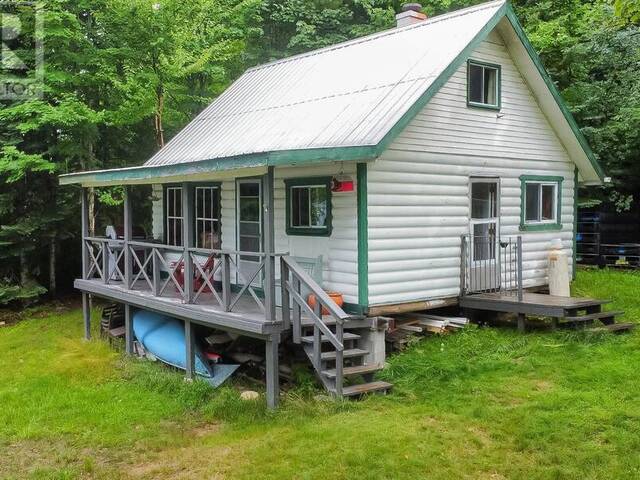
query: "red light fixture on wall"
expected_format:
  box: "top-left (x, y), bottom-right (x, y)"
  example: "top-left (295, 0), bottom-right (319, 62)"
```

top-left (331, 175), bottom-right (354, 193)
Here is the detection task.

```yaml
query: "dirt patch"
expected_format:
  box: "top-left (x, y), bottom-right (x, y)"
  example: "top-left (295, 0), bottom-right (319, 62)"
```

top-left (532, 379), bottom-right (554, 392)
top-left (191, 422), bottom-right (222, 438)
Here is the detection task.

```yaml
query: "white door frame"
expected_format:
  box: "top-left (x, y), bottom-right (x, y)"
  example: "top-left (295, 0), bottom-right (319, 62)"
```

top-left (468, 176), bottom-right (501, 290)
top-left (236, 177), bottom-right (263, 286)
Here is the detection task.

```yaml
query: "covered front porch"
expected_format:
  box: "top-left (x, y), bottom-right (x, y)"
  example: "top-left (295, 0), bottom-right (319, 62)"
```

top-left (67, 164), bottom-right (368, 407)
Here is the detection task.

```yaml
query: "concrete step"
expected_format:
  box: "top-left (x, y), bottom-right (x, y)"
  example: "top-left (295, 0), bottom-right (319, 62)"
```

top-left (322, 364), bottom-right (381, 379)
top-left (336, 381), bottom-right (393, 397)
top-left (562, 310), bottom-right (624, 323)
top-left (321, 348), bottom-right (368, 361)
top-left (301, 332), bottom-right (360, 344)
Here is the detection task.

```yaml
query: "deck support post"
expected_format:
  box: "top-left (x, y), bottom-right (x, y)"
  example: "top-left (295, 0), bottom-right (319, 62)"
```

top-left (185, 319), bottom-right (195, 380)
top-left (517, 313), bottom-right (526, 333)
top-left (82, 292), bottom-right (91, 340)
top-left (182, 183), bottom-right (194, 303)
top-left (280, 259), bottom-right (290, 330)
top-left (123, 186), bottom-right (132, 288)
top-left (262, 166), bottom-right (276, 322)
top-left (124, 303), bottom-right (134, 354)
top-left (265, 335), bottom-right (279, 409)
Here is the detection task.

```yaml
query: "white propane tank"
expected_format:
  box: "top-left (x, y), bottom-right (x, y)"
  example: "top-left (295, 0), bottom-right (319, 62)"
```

top-left (548, 238), bottom-right (570, 297)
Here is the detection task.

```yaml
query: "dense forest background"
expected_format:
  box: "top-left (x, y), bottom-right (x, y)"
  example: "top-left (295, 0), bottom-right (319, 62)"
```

top-left (0, 0), bottom-right (638, 304)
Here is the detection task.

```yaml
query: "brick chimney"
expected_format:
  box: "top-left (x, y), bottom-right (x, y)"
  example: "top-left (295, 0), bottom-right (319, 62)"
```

top-left (396, 3), bottom-right (427, 27)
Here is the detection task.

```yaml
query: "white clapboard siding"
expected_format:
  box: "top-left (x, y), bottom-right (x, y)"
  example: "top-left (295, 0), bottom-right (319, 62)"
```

top-left (367, 30), bottom-right (576, 306)
top-left (151, 184), bottom-right (164, 239)
top-left (150, 164), bottom-right (359, 304)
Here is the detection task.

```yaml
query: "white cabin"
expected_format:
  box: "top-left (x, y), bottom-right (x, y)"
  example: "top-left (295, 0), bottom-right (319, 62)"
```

top-left (60, 0), bottom-right (605, 405)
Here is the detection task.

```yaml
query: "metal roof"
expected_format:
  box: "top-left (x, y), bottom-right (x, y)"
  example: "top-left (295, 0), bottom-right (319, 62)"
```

top-left (59, 0), bottom-right (605, 186)
top-left (144, 0), bottom-right (506, 167)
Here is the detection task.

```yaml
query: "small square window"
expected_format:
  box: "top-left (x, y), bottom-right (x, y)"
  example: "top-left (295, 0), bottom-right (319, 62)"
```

top-left (520, 176), bottom-right (563, 231)
top-left (285, 177), bottom-right (332, 236)
top-left (467, 60), bottom-right (500, 109)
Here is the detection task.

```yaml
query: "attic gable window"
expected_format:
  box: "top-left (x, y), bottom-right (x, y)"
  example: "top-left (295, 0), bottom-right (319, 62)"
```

top-left (519, 175), bottom-right (563, 231)
top-left (467, 60), bottom-right (501, 110)
top-left (285, 177), bottom-right (332, 236)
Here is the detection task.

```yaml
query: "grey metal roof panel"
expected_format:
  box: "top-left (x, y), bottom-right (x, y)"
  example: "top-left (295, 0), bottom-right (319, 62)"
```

top-left (144, 0), bottom-right (506, 167)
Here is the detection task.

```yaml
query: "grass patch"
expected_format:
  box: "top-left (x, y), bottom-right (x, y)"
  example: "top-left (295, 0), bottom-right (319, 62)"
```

top-left (1, 268), bottom-right (640, 478)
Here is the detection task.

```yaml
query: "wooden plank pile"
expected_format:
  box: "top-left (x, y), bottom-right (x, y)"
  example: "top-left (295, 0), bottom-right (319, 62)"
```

top-left (386, 313), bottom-right (469, 351)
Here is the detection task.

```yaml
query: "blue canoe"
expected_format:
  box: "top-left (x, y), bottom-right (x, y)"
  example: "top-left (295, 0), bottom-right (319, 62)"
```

top-left (133, 310), bottom-right (212, 377)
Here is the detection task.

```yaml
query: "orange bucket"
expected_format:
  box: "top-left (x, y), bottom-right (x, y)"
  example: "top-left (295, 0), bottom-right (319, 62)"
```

top-left (307, 292), bottom-right (344, 315)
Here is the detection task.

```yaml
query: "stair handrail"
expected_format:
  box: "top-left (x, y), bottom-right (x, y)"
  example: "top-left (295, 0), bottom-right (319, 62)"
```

top-left (281, 255), bottom-right (349, 396)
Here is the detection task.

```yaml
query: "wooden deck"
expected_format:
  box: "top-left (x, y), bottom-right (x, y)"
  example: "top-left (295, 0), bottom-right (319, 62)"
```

top-left (76, 278), bottom-right (285, 338)
top-left (460, 292), bottom-right (608, 318)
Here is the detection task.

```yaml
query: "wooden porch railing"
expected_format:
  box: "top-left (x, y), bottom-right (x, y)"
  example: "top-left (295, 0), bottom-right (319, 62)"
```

top-left (280, 255), bottom-right (350, 396)
top-left (82, 236), bottom-right (284, 320)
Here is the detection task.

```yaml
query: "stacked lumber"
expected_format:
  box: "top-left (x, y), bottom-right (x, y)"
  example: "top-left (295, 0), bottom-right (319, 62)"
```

top-left (386, 313), bottom-right (469, 351)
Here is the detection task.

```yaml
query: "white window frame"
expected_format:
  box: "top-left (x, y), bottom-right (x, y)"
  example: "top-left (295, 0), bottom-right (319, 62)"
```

top-left (194, 185), bottom-right (221, 249)
top-left (165, 186), bottom-right (182, 246)
top-left (524, 181), bottom-right (558, 225)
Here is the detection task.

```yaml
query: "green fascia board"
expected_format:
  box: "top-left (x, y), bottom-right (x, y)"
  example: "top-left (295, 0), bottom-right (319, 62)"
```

top-left (519, 174), bottom-right (563, 232)
top-left (59, 146), bottom-right (378, 186)
top-left (357, 163), bottom-right (368, 310)
top-left (504, 5), bottom-right (605, 182)
top-left (284, 176), bottom-right (333, 237)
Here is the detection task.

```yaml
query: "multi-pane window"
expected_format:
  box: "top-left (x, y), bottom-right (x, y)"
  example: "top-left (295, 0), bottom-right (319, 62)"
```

top-left (195, 186), bottom-right (220, 249)
top-left (285, 178), bottom-right (332, 236)
top-left (165, 186), bottom-right (183, 246)
top-left (164, 185), bottom-right (221, 247)
top-left (468, 60), bottom-right (500, 109)
top-left (520, 176), bottom-right (563, 230)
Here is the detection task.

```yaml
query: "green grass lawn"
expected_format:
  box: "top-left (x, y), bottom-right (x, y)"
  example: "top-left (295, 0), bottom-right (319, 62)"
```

top-left (2, 268), bottom-right (640, 479)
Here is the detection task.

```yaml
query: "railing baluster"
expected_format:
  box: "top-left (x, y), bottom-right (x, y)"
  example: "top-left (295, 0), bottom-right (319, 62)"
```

top-left (102, 241), bottom-right (109, 284)
top-left (280, 259), bottom-right (290, 330)
top-left (517, 236), bottom-right (523, 301)
top-left (221, 253), bottom-right (230, 311)
top-left (152, 248), bottom-right (161, 296)
top-left (335, 321), bottom-right (344, 397)
top-left (292, 275), bottom-right (301, 344)
top-left (313, 301), bottom-right (322, 370)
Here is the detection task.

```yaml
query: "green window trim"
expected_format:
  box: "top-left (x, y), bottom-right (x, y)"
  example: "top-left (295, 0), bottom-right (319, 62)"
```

top-left (284, 176), bottom-right (332, 237)
top-left (519, 175), bottom-right (563, 232)
top-left (467, 59), bottom-right (501, 111)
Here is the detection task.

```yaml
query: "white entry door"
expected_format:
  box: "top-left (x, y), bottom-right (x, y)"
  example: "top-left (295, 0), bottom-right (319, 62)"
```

top-left (469, 178), bottom-right (500, 291)
top-left (236, 179), bottom-right (262, 287)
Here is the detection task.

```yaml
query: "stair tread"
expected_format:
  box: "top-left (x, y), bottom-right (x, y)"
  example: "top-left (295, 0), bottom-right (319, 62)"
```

top-left (337, 381), bottom-right (393, 397)
top-left (563, 310), bottom-right (624, 322)
top-left (321, 348), bottom-right (368, 360)
top-left (591, 322), bottom-right (635, 333)
top-left (322, 364), bottom-right (382, 378)
top-left (301, 332), bottom-right (360, 344)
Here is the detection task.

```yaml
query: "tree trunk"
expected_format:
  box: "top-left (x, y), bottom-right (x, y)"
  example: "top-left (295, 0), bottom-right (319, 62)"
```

top-left (49, 234), bottom-right (56, 297)
top-left (19, 250), bottom-right (29, 286)
top-left (155, 84), bottom-right (165, 148)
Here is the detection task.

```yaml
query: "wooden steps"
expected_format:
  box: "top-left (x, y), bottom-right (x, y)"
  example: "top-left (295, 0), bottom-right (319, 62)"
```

top-left (562, 310), bottom-right (625, 323)
top-left (301, 332), bottom-right (360, 344)
top-left (322, 364), bottom-right (381, 379)
top-left (321, 348), bottom-right (368, 361)
top-left (336, 381), bottom-right (393, 397)
top-left (590, 322), bottom-right (635, 333)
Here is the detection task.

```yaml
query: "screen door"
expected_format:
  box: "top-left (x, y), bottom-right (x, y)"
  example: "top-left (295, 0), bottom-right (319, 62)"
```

top-left (469, 178), bottom-right (500, 291)
top-left (236, 179), bottom-right (262, 287)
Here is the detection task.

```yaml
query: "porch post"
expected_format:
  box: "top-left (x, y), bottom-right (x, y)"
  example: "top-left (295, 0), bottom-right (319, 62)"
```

top-left (182, 183), bottom-right (194, 303)
top-left (123, 186), bottom-right (132, 288)
top-left (81, 188), bottom-right (90, 279)
top-left (262, 166), bottom-right (276, 322)
top-left (265, 335), bottom-right (279, 409)
top-left (81, 187), bottom-right (91, 340)
top-left (124, 303), bottom-right (134, 355)
top-left (82, 292), bottom-right (91, 340)
top-left (185, 319), bottom-right (195, 380)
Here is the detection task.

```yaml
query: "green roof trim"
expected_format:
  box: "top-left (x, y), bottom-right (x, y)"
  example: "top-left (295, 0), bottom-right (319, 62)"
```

top-left (356, 162), bottom-right (369, 311)
top-left (59, 146), bottom-right (378, 186)
top-left (504, 4), bottom-right (605, 182)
